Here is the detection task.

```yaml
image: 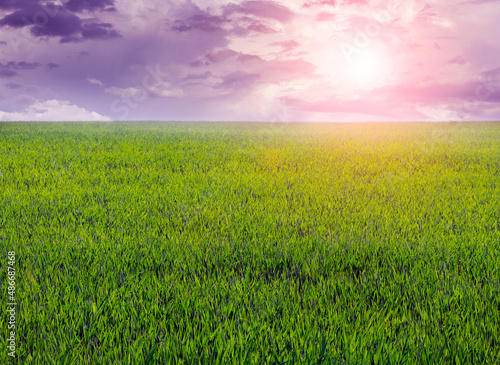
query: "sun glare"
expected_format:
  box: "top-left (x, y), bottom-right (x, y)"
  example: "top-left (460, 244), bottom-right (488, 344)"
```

top-left (318, 42), bottom-right (393, 92)
top-left (345, 46), bottom-right (392, 90)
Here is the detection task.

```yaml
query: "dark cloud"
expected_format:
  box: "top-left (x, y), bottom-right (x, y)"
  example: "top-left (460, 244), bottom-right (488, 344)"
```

top-left (4, 61), bottom-right (41, 70)
top-left (0, 0), bottom-right (115, 12)
top-left (0, 61), bottom-right (41, 78)
top-left (0, 41), bottom-right (7, 45)
top-left (64, 0), bottom-right (115, 12)
top-left (0, 1), bottom-right (119, 43)
top-left (170, 1), bottom-right (293, 36)
top-left (80, 21), bottom-right (120, 40)
top-left (0, 0), bottom-right (30, 10)
top-left (46, 63), bottom-right (60, 69)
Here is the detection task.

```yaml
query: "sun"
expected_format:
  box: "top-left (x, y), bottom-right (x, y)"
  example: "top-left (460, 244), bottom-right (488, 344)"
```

top-left (349, 52), bottom-right (381, 83)
top-left (316, 42), bottom-right (393, 91)
top-left (345, 45), bottom-right (393, 90)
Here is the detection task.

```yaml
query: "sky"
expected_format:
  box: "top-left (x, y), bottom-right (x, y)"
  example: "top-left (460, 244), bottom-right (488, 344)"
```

top-left (0, 0), bottom-right (499, 122)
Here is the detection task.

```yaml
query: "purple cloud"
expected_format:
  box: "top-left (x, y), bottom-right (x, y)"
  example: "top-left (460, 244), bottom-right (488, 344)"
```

top-left (5, 82), bottom-right (22, 89)
top-left (169, 5), bottom-right (280, 36)
top-left (217, 71), bottom-right (261, 89)
top-left (245, 21), bottom-right (276, 34)
top-left (46, 63), bottom-right (59, 69)
top-left (171, 13), bottom-right (226, 33)
top-left (5, 61), bottom-right (41, 70)
top-left (0, 61), bottom-right (41, 78)
top-left (225, 1), bottom-right (294, 22)
top-left (1, 0), bottom-right (500, 121)
top-left (64, 0), bottom-right (115, 12)
top-left (0, 1), bottom-right (120, 43)
top-left (0, 69), bottom-right (16, 78)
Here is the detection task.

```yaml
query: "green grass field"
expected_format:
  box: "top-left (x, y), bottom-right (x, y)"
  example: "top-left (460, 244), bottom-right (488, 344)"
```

top-left (1, 121), bottom-right (499, 364)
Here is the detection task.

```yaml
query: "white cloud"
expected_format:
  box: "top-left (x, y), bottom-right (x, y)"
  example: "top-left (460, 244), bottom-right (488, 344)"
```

top-left (415, 103), bottom-right (463, 121)
top-left (148, 82), bottom-right (184, 97)
top-left (0, 100), bottom-right (111, 122)
top-left (87, 78), bottom-right (104, 86)
top-left (104, 86), bottom-right (144, 98)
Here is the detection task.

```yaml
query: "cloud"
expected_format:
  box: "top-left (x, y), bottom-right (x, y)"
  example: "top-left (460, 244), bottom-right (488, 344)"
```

top-left (77, 21), bottom-right (120, 41)
top-left (168, 0), bottom-right (294, 37)
top-left (1, 0), bottom-right (500, 122)
top-left (0, 61), bottom-right (41, 78)
top-left (0, 2), bottom-right (120, 43)
top-left (4, 61), bottom-right (41, 70)
top-left (0, 69), bottom-right (16, 78)
top-left (0, 99), bottom-right (111, 121)
top-left (104, 86), bottom-right (144, 98)
top-left (148, 82), bottom-right (184, 97)
top-left (87, 78), bottom-right (104, 86)
top-left (171, 13), bottom-right (226, 33)
top-left (64, 0), bottom-right (116, 13)
top-left (225, 1), bottom-right (295, 23)
top-left (5, 82), bottom-right (22, 89)
top-left (105, 83), bottom-right (183, 99)
top-left (217, 71), bottom-right (261, 89)
top-left (205, 48), bottom-right (239, 63)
